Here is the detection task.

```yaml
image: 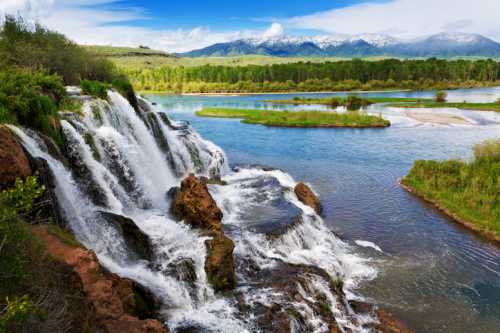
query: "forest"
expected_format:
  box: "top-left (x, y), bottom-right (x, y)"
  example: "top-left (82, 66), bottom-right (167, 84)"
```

top-left (125, 58), bottom-right (500, 93)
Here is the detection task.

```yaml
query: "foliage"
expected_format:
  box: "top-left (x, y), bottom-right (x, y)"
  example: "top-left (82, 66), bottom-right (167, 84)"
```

top-left (80, 80), bottom-right (109, 99)
top-left (0, 295), bottom-right (42, 333)
top-left (403, 140), bottom-right (500, 238)
top-left (435, 90), bottom-right (447, 102)
top-left (271, 96), bottom-right (432, 106)
top-left (122, 58), bottom-right (500, 93)
top-left (196, 108), bottom-right (390, 128)
top-left (0, 16), bottom-right (119, 85)
top-left (0, 176), bottom-right (45, 295)
top-left (0, 68), bottom-right (65, 144)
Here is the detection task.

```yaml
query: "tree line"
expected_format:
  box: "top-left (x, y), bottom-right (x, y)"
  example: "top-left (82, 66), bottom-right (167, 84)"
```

top-left (125, 58), bottom-right (500, 93)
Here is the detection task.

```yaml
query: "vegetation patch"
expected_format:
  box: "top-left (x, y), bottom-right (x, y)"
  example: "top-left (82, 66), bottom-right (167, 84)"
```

top-left (196, 108), bottom-right (390, 128)
top-left (402, 140), bottom-right (500, 241)
top-left (386, 101), bottom-right (500, 112)
top-left (271, 96), bottom-right (433, 106)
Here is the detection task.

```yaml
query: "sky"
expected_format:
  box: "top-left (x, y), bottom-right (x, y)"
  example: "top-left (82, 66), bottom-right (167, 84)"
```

top-left (0, 0), bottom-right (499, 53)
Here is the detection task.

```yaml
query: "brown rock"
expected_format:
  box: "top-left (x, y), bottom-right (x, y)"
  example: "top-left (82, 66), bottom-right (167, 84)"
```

top-left (375, 309), bottom-right (411, 333)
top-left (170, 174), bottom-right (236, 292)
top-left (294, 182), bottom-right (322, 214)
top-left (171, 174), bottom-right (223, 231)
top-left (205, 232), bottom-right (236, 292)
top-left (0, 126), bottom-right (32, 189)
top-left (33, 226), bottom-right (169, 333)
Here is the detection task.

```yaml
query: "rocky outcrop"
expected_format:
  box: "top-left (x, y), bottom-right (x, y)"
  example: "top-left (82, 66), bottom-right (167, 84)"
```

top-left (204, 232), bottom-right (236, 291)
top-left (33, 225), bottom-right (169, 333)
top-left (99, 211), bottom-right (154, 261)
top-left (294, 182), bottom-right (322, 214)
top-left (170, 174), bottom-right (236, 291)
top-left (171, 175), bottom-right (223, 232)
top-left (0, 126), bottom-right (32, 189)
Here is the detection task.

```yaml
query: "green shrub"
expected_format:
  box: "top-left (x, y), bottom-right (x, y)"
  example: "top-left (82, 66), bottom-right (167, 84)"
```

top-left (0, 68), bottom-right (65, 144)
top-left (435, 90), bottom-right (447, 102)
top-left (0, 176), bottom-right (45, 295)
top-left (0, 16), bottom-right (119, 85)
top-left (80, 80), bottom-right (108, 99)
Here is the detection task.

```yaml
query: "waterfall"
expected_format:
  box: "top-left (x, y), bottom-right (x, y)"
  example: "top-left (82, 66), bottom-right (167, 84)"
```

top-left (11, 90), bottom-right (377, 332)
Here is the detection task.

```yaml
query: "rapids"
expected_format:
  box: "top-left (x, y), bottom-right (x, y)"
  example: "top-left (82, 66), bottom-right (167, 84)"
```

top-left (10, 90), bottom-right (378, 332)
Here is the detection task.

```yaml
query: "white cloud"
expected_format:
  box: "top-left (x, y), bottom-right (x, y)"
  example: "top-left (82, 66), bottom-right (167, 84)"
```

top-left (262, 22), bottom-right (284, 39)
top-left (286, 0), bottom-right (500, 41)
top-left (0, 0), bottom-right (261, 52)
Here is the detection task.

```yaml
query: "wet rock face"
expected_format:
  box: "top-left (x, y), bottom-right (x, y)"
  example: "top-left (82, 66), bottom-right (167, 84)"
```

top-left (171, 174), bottom-right (223, 232)
top-left (29, 157), bottom-right (67, 227)
top-left (170, 174), bottom-right (236, 292)
top-left (0, 126), bottom-right (32, 189)
top-left (33, 226), bottom-right (169, 333)
top-left (294, 182), bottom-right (322, 214)
top-left (99, 211), bottom-right (154, 261)
top-left (204, 232), bottom-right (236, 292)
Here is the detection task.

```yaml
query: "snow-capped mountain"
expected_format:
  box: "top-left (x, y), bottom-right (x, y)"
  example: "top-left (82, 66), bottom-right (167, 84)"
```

top-left (181, 32), bottom-right (500, 58)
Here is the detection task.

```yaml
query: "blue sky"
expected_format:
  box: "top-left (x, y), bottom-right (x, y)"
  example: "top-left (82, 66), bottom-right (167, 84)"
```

top-left (118, 0), bottom-right (366, 31)
top-left (0, 0), bottom-right (498, 52)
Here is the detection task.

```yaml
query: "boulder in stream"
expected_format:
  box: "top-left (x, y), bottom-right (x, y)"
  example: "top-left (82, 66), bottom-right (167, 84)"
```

top-left (294, 182), bottom-right (322, 214)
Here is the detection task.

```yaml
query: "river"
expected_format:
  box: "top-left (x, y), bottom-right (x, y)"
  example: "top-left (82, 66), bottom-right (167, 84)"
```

top-left (146, 87), bottom-right (500, 333)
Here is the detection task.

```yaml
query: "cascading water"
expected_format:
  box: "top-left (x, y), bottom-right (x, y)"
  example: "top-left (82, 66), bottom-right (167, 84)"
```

top-left (11, 89), bottom-right (379, 332)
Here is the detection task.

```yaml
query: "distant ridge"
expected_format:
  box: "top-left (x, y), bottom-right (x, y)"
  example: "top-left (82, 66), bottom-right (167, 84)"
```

top-left (181, 32), bottom-right (500, 58)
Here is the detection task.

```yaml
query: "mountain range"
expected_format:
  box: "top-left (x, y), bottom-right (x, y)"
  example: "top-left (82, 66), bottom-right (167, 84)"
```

top-left (181, 32), bottom-right (500, 58)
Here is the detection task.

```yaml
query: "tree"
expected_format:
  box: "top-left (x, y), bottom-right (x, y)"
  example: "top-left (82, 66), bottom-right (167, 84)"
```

top-left (435, 91), bottom-right (447, 103)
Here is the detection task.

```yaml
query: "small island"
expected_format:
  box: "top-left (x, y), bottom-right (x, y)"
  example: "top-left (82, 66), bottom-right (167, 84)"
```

top-left (196, 108), bottom-right (391, 128)
top-left (401, 139), bottom-right (500, 243)
top-left (269, 96), bottom-right (433, 107)
top-left (386, 101), bottom-right (500, 112)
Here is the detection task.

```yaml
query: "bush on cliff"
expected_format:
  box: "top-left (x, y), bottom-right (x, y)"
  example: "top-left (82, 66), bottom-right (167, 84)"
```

top-left (0, 69), bottom-right (65, 145)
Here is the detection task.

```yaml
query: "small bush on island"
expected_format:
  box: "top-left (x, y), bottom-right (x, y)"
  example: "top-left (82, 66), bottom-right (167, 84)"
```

top-left (435, 91), bottom-right (447, 102)
top-left (402, 139), bottom-right (500, 240)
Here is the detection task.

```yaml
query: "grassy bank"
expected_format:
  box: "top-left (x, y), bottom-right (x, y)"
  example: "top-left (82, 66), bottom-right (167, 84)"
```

top-left (401, 140), bottom-right (500, 242)
top-left (196, 108), bottom-right (390, 128)
top-left (386, 101), bottom-right (500, 112)
top-left (270, 96), bottom-right (434, 106)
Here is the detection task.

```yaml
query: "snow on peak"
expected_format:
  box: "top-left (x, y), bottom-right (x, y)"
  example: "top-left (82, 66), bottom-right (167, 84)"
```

top-left (430, 32), bottom-right (483, 44)
top-left (243, 33), bottom-right (398, 48)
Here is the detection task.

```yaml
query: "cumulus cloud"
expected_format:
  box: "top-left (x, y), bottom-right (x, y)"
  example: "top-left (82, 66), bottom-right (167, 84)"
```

top-left (262, 23), bottom-right (284, 39)
top-left (0, 0), bottom-right (259, 52)
top-left (286, 0), bottom-right (500, 40)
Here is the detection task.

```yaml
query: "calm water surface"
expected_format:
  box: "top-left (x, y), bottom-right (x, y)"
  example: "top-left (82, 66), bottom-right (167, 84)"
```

top-left (146, 88), bottom-right (500, 333)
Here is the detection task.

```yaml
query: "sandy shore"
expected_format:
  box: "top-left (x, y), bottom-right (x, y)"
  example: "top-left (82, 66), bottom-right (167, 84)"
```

top-left (403, 110), bottom-right (470, 125)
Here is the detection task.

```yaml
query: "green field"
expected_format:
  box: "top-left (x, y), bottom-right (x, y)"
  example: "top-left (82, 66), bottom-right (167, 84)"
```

top-left (386, 101), bottom-right (500, 112)
top-left (196, 108), bottom-right (390, 128)
top-left (402, 140), bottom-right (500, 242)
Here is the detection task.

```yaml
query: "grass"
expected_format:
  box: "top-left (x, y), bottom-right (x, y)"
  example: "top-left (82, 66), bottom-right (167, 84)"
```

top-left (270, 96), bottom-right (434, 105)
top-left (386, 101), bottom-right (500, 112)
top-left (196, 108), bottom-right (390, 128)
top-left (402, 140), bottom-right (500, 242)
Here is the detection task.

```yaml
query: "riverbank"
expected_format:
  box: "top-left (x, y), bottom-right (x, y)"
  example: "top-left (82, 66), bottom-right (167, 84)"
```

top-left (400, 180), bottom-right (500, 244)
top-left (386, 101), bottom-right (500, 112)
top-left (400, 141), bottom-right (500, 244)
top-left (196, 108), bottom-right (391, 128)
top-left (269, 96), bottom-right (433, 105)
